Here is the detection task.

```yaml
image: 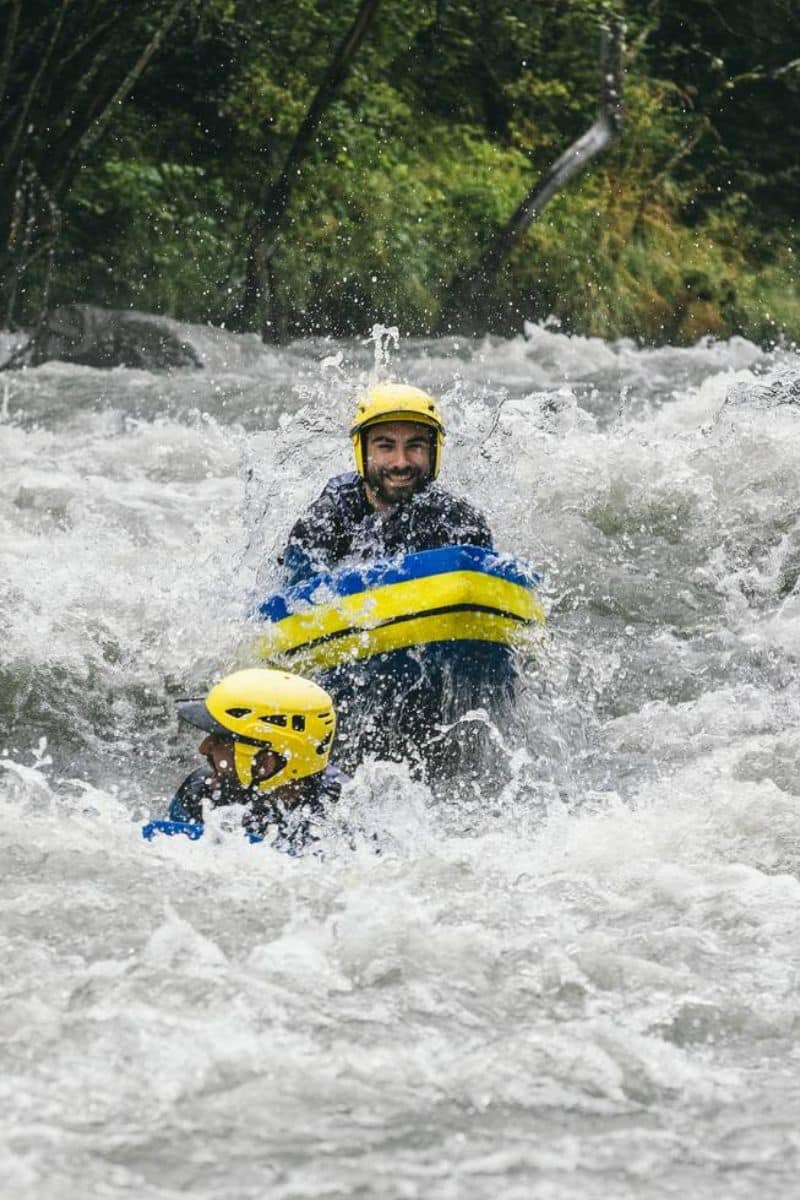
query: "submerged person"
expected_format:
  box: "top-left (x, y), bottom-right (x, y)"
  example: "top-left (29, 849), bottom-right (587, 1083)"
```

top-left (143, 667), bottom-right (346, 855)
top-left (281, 382), bottom-right (493, 586)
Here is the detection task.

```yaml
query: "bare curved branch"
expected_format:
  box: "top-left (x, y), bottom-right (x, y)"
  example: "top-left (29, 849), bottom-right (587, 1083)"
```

top-left (438, 18), bottom-right (625, 329)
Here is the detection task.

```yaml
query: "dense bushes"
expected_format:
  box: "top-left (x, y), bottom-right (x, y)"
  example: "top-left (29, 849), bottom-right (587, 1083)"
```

top-left (2, 0), bottom-right (798, 344)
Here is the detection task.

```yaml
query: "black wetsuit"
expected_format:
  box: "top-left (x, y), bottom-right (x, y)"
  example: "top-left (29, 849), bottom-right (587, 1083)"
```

top-left (278, 472), bottom-right (511, 778)
top-left (281, 472), bottom-right (492, 586)
top-left (168, 765), bottom-right (347, 856)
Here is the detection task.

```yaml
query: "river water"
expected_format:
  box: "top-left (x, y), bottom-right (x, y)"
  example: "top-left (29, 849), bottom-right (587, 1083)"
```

top-left (1, 321), bottom-right (799, 1199)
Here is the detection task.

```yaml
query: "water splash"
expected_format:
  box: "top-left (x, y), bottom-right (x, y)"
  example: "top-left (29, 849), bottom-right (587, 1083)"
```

top-left (0, 377), bottom-right (13, 422)
top-left (2, 320), bottom-right (800, 1199)
top-left (364, 322), bottom-right (400, 382)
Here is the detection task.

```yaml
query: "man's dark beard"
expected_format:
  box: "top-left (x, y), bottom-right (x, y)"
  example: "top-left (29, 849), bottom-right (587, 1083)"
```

top-left (365, 463), bottom-right (430, 505)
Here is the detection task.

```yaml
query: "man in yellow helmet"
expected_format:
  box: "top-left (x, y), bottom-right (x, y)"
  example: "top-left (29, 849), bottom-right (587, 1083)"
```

top-left (281, 382), bottom-right (493, 585)
top-left (142, 668), bottom-right (347, 854)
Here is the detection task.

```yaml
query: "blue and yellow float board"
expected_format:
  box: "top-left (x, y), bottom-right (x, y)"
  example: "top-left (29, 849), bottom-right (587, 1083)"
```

top-left (255, 544), bottom-right (545, 674)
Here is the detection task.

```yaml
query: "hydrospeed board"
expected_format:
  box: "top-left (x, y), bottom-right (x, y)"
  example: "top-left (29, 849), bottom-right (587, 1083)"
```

top-left (254, 544), bottom-right (545, 674)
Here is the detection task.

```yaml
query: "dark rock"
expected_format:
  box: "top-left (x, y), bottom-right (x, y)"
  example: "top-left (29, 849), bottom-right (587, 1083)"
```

top-left (25, 305), bottom-right (203, 370)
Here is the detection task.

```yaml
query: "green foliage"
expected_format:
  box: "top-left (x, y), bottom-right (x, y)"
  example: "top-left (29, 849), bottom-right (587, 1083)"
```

top-left (60, 160), bottom-right (244, 320)
top-left (505, 177), bottom-right (799, 345)
top-left (271, 115), bottom-right (531, 333)
top-left (2, 0), bottom-right (798, 342)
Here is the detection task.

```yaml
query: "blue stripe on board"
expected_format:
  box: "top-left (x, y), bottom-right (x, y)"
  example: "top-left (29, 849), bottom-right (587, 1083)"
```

top-left (258, 545), bottom-right (542, 623)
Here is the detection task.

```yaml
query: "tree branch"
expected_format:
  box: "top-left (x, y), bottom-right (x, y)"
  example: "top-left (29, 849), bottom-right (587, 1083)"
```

top-left (727, 57), bottom-right (800, 87)
top-left (54, 0), bottom-right (191, 197)
top-left (240, 0), bottom-right (383, 338)
top-left (0, 0), bottom-right (71, 191)
top-left (0, 0), bottom-right (22, 113)
top-left (438, 18), bottom-right (625, 330)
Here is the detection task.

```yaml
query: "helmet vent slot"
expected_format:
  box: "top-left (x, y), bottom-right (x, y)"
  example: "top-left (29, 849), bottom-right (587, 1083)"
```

top-left (292, 715), bottom-right (306, 732)
top-left (226, 707), bottom-right (251, 718)
top-left (259, 714), bottom-right (287, 727)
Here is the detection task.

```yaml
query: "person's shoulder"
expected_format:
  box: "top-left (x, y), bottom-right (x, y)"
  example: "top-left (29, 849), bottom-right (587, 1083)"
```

top-left (168, 766), bottom-right (214, 822)
top-left (175, 766), bottom-right (214, 796)
top-left (306, 472), bottom-right (363, 514)
top-left (321, 471), bottom-right (361, 496)
top-left (283, 474), bottom-right (365, 579)
top-left (422, 484), bottom-right (493, 546)
top-left (289, 472), bottom-right (360, 531)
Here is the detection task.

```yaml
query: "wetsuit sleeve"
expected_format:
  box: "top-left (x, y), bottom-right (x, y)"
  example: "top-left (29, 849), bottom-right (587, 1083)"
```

top-left (167, 768), bottom-right (211, 823)
top-left (281, 540), bottom-right (321, 589)
top-left (461, 504), bottom-right (493, 550)
top-left (280, 490), bottom-right (347, 586)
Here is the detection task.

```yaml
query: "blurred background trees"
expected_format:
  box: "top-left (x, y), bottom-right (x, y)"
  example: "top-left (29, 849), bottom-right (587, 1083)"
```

top-left (1, 0), bottom-right (798, 343)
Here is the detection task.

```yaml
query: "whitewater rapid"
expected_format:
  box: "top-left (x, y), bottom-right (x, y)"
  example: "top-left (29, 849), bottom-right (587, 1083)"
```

top-left (1, 322), bottom-right (799, 1199)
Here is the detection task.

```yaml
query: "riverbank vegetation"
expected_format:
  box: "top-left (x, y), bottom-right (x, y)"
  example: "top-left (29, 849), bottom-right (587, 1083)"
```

top-left (2, 0), bottom-right (798, 344)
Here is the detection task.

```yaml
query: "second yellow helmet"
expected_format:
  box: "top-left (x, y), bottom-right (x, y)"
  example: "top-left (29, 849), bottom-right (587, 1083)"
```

top-left (176, 668), bottom-right (336, 793)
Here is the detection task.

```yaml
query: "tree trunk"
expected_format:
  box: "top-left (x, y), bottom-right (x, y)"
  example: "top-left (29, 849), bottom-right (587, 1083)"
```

top-left (0, 0), bottom-right (71, 197)
top-left (437, 18), bottom-right (625, 333)
top-left (54, 0), bottom-right (191, 197)
top-left (0, 1), bottom-right (190, 331)
top-left (238, 0), bottom-right (383, 341)
top-left (0, 0), bottom-right (22, 114)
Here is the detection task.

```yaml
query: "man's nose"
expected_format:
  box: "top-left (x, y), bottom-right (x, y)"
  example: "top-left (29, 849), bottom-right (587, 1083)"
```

top-left (389, 446), bottom-right (412, 469)
top-left (198, 735), bottom-right (212, 755)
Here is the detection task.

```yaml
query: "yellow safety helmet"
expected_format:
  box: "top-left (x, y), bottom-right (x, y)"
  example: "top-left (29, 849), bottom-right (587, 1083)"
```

top-left (176, 668), bottom-right (336, 793)
top-left (350, 382), bottom-right (445, 479)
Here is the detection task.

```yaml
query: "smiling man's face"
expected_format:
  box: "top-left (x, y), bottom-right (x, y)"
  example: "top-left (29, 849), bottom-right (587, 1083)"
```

top-left (363, 421), bottom-right (433, 511)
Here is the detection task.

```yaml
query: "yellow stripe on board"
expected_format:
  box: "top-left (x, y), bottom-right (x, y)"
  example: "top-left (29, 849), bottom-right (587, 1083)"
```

top-left (260, 570), bottom-right (544, 658)
top-left (256, 609), bottom-right (534, 673)
top-left (254, 569), bottom-right (546, 671)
